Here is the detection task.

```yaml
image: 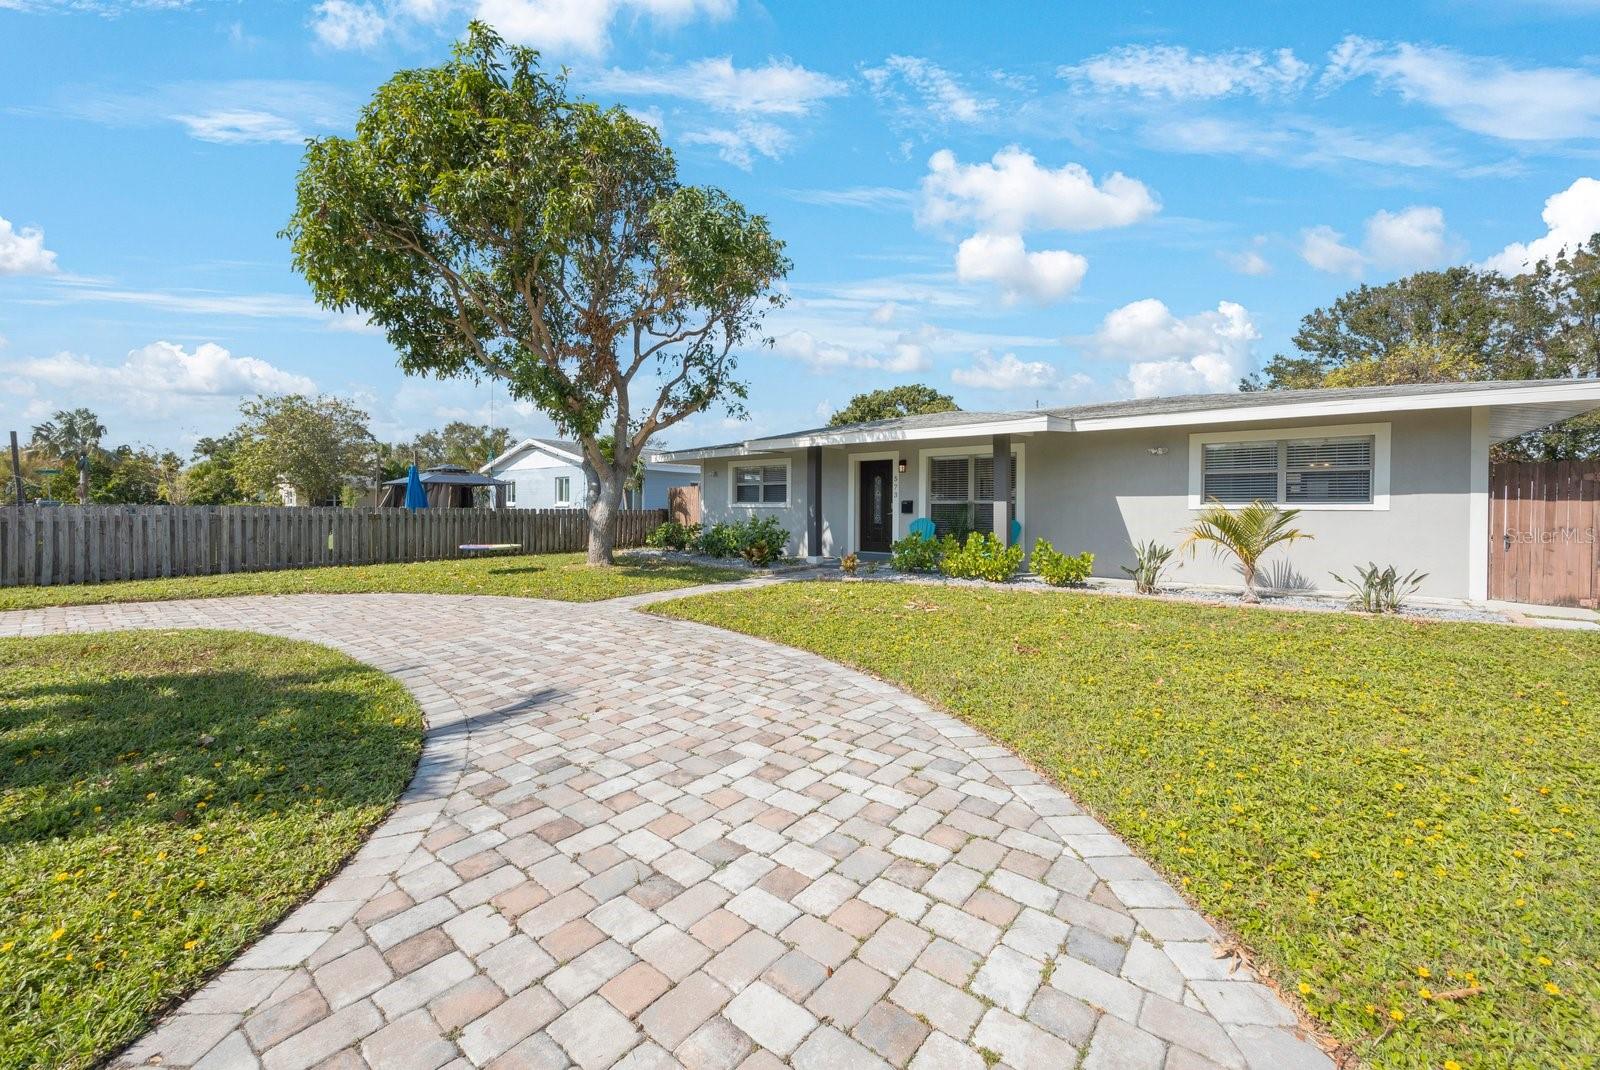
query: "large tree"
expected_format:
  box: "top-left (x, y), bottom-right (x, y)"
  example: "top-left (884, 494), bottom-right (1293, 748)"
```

top-left (29, 407), bottom-right (106, 505)
top-left (231, 394), bottom-right (377, 506)
top-left (284, 24), bottom-right (789, 563)
top-left (1242, 244), bottom-right (1600, 459)
top-left (828, 384), bottom-right (960, 427)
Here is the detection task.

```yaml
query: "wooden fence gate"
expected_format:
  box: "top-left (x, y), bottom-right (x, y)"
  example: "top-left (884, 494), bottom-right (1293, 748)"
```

top-left (1489, 461), bottom-right (1600, 607)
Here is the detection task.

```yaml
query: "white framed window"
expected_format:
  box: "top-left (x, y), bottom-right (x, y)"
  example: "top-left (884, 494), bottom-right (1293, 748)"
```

top-left (554, 475), bottom-right (571, 504)
top-left (504, 481), bottom-right (516, 506)
top-left (925, 452), bottom-right (1018, 537)
top-left (730, 461), bottom-right (789, 507)
top-left (1189, 423), bottom-right (1390, 510)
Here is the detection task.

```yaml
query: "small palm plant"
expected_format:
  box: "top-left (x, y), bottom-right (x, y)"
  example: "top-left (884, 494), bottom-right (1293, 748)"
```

top-left (1121, 539), bottom-right (1175, 594)
top-left (1331, 562), bottom-right (1428, 613)
top-left (1179, 499), bottom-right (1311, 604)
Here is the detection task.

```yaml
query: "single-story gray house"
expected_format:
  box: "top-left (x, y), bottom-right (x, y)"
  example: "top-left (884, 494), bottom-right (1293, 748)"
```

top-left (481, 437), bottom-right (699, 511)
top-left (649, 378), bottom-right (1600, 602)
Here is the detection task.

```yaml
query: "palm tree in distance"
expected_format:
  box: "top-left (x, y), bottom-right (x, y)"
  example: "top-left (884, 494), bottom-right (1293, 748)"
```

top-left (30, 408), bottom-right (107, 505)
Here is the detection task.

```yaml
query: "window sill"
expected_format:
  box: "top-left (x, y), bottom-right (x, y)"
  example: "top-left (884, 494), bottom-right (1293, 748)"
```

top-left (1188, 501), bottom-right (1387, 512)
top-left (729, 502), bottom-right (790, 509)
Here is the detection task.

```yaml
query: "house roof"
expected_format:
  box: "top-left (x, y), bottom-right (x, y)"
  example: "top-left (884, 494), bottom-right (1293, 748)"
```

top-left (482, 436), bottom-right (699, 474)
top-left (381, 464), bottom-right (506, 488)
top-left (649, 377), bottom-right (1600, 462)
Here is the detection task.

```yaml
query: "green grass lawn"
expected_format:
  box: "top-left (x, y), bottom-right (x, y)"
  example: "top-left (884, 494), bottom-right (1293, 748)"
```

top-left (0, 551), bottom-right (743, 612)
top-left (653, 582), bottom-right (1598, 1070)
top-left (0, 630), bottom-right (424, 1070)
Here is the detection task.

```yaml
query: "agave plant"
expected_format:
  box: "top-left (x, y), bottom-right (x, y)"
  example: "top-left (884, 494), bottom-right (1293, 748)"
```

top-left (1121, 539), bottom-right (1175, 594)
top-left (1179, 499), bottom-right (1312, 604)
top-left (1331, 562), bottom-right (1428, 613)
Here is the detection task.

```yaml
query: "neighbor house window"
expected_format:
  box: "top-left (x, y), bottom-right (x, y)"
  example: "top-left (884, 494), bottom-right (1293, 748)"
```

top-left (1202, 436), bottom-right (1373, 505)
top-left (504, 481), bottom-right (516, 506)
top-left (554, 476), bottom-right (571, 504)
top-left (928, 454), bottom-right (1016, 536)
top-left (733, 463), bottom-right (788, 505)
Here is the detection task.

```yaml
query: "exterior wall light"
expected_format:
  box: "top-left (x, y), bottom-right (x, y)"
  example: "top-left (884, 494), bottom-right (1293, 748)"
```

top-left (897, 458), bottom-right (908, 473)
top-left (1147, 447), bottom-right (1168, 456)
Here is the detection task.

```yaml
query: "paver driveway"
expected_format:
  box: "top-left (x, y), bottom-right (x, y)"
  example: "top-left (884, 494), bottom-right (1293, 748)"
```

top-left (2, 593), bottom-right (1332, 1070)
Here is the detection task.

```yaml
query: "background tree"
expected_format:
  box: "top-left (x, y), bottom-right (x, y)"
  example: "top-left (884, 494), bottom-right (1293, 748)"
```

top-left (440, 421), bottom-right (512, 469)
top-left (231, 394), bottom-right (376, 506)
top-left (828, 384), bottom-right (960, 427)
top-left (180, 433), bottom-right (248, 505)
top-left (1241, 242), bottom-right (1600, 458)
top-left (28, 407), bottom-right (106, 504)
top-left (284, 25), bottom-right (789, 563)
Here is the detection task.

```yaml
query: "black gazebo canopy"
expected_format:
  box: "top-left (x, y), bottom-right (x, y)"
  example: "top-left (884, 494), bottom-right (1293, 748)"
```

top-left (377, 465), bottom-right (509, 509)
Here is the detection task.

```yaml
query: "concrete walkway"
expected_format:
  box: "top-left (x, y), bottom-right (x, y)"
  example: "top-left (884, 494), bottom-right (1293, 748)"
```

top-left (2, 594), bottom-right (1331, 1070)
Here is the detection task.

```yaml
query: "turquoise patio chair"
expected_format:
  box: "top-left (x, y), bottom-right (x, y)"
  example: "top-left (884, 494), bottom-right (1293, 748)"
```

top-left (1011, 517), bottom-right (1022, 545)
top-left (908, 517), bottom-right (936, 541)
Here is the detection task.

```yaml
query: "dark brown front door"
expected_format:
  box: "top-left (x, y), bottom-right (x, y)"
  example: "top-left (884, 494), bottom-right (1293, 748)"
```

top-left (859, 460), bottom-right (894, 553)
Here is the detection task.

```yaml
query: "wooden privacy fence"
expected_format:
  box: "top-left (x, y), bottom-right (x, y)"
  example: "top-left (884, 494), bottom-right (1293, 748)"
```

top-left (0, 506), bottom-right (667, 588)
top-left (1489, 460), bottom-right (1600, 607)
top-left (667, 485), bottom-right (702, 526)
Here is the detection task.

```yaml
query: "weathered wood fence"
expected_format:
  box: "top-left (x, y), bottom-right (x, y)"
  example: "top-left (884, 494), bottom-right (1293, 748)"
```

top-left (0, 506), bottom-right (667, 587)
top-left (1489, 460), bottom-right (1600, 607)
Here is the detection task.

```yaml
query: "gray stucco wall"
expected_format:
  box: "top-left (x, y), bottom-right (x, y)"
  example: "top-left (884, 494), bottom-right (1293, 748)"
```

top-left (693, 408), bottom-right (1480, 597)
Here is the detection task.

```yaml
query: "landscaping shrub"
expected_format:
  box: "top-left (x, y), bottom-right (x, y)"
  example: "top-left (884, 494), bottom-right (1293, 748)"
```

top-left (840, 552), bottom-right (859, 575)
top-left (1332, 562), bottom-right (1428, 613)
top-left (645, 520), bottom-right (701, 550)
top-left (693, 515), bottom-right (790, 566)
top-left (1031, 539), bottom-right (1094, 586)
top-left (693, 522), bottom-right (741, 558)
top-left (891, 533), bottom-right (943, 573)
top-left (1122, 539), bottom-right (1175, 594)
top-left (938, 532), bottom-right (1024, 582)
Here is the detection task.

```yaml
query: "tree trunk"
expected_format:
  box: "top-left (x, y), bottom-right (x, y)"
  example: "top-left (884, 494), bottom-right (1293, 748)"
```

top-left (586, 471), bottom-right (626, 565)
top-left (77, 459), bottom-right (89, 506)
top-left (1240, 561), bottom-right (1259, 603)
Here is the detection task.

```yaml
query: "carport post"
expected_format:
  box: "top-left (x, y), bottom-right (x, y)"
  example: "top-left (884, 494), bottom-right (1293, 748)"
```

top-left (806, 445), bottom-right (823, 561)
top-left (992, 434), bottom-right (1011, 545)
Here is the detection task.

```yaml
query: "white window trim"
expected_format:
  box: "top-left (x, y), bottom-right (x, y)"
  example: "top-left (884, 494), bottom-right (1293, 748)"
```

top-left (504, 481), bottom-right (517, 506)
top-left (917, 442), bottom-right (1028, 538)
top-left (553, 475), bottom-right (573, 506)
top-left (1188, 422), bottom-right (1390, 511)
top-left (845, 450), bottom-right (902, 554)
top-left (728, 458), bottom-right (791, 508)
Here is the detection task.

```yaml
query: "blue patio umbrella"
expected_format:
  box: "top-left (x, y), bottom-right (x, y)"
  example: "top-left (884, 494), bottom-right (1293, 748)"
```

top-left (404, 463), bottom-right (428, 510)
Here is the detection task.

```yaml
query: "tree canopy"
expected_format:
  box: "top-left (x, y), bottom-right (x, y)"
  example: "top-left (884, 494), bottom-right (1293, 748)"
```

top-left (284, 23), bottom-right (789, 561)
top-left (828, 384), bottom-right (960, 427)
top-left (231, 395), bottom-right (377, 506)
top-left (1242, 236), bottom-right (1600, 458)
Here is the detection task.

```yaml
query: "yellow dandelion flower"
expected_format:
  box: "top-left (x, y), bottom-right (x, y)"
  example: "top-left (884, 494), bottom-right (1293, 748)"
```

top-left (1297, 982), bottom-right (1311, 995)
top-left (195, 845), bottom-right (207, 855)
top-left (1444, 1062), bottom-right (1461, 1070)
top-left (49, 927), bottom-right (65, 941)
top-left (1417, 966), bottom-right (1431, 978)
top-left (1543, 982), bottom-right (1561, 995)
top-left (1537, 955), bottom-right (1552, 966)
top-left (184, 940), bottom-right (198, 951)
top-left (1419, 987), bottom-right (1432, 999)
top-left (1, 942), bottom-right (13, 952)
top-left (1389, 1008), bottom-right (1405, 1022)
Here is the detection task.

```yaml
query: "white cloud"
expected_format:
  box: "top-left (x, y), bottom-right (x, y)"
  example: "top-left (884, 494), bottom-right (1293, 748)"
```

top-left (1222, 237), bottom-right (1271, 276)
top-left (680, 121), bottom-right (791, 169)
top-left (473, 0), bottom-right (733, 56)
top-left (1323, 36), bottom-right (1600, 142)
top-left (0, 214), bottom-right (59, 275)
top-left (952, 350), bottom-right (1059, 391)
top-left (1484, 177), bottom-right (1600, 274)
top-left (1065, 44), bottom-right (1309, 99)
top-left (955, 232), bottom-right (1086, 304)
top-left (1092, 299), bottom-right (1259, 398)
top-left (1300, 205), bottom-right (1460, 276)
top-left (172, 109), bottom-right (305, 144)
top-left (863, 55), bottom-right (992, 124)
top-left (310, 0), bottom-right (388, 49)
top-left (785, 186), bottom-right (914, 211)
top-left (1299, 225), bottom-right (1365, 276)
top-left (592, 56), bottom-right (845, 115)
top-left (919, 147), bottom-right (1159, 234)
top-left (771, 328), bottom-right (931, 373)
top-left (11, 341), bottom-right (316, 410)
top-left (1363, 205), bottom-right (1458, 270)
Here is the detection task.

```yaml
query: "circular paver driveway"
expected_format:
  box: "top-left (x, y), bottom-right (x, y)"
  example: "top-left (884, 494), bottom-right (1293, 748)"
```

top-left (3, 593), bottom-right (1331, 1070)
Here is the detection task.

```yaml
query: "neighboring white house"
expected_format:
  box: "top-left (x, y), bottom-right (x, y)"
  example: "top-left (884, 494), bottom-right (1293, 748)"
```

top-left (650, 378), bottom-right (1600, 603)
top-left (480, 437), bottom-right (699, 510)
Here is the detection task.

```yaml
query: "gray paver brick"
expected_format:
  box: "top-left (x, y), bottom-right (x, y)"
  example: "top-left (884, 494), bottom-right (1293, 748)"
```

top-left (42, 594), bottom-right (1311, 1070)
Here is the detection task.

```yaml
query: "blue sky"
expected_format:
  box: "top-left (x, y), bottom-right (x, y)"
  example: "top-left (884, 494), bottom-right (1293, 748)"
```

top-left (5, 0), bottom-right (1600, 455)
